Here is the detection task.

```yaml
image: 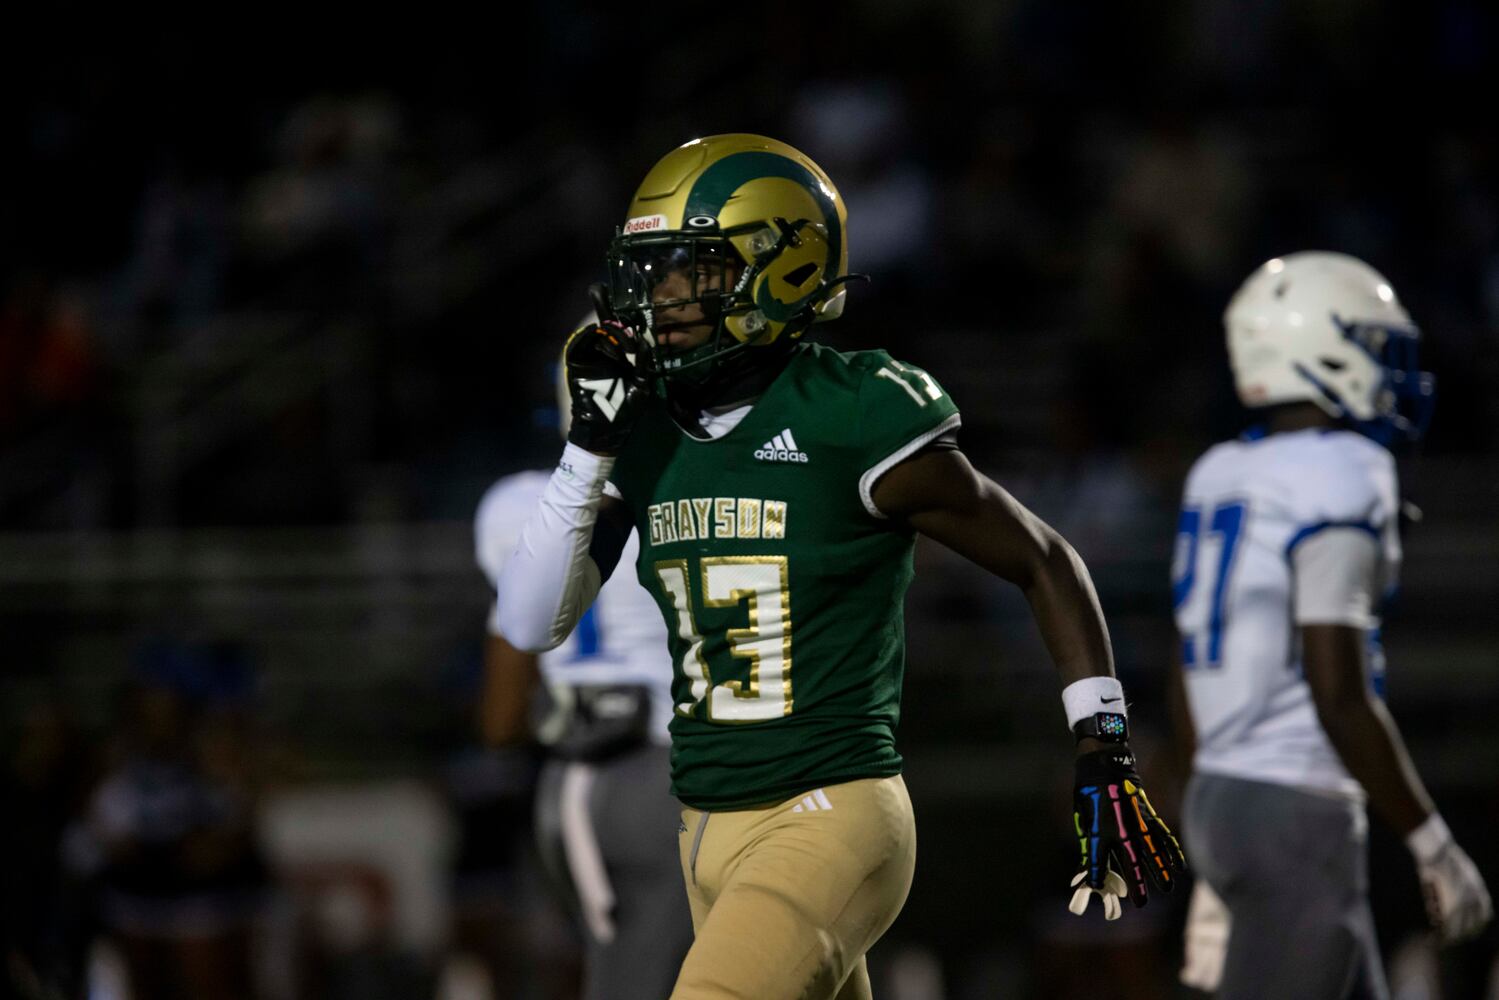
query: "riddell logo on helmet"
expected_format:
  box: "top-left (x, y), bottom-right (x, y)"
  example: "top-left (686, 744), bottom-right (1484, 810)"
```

top-left (624, 214), bottom-right (669, 234)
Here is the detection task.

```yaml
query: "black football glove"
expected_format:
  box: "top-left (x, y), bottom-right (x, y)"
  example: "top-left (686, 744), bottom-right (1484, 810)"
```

top-left (563, 319), bottom-right (652, 455)
top-left (1069, 747), bottom-right (1186, 918)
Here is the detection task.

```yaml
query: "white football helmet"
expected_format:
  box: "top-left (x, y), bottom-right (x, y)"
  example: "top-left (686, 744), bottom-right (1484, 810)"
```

top-left (1224, 251), bottom-right (1434, 443)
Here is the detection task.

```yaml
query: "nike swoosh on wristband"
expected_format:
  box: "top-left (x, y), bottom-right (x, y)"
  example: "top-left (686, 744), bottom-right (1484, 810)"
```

top-left (1101, 697), bottom-right (1122, 704)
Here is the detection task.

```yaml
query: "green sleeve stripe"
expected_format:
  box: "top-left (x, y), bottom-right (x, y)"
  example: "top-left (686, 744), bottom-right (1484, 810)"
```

top-left (857, 413), bottom-right (963, 519)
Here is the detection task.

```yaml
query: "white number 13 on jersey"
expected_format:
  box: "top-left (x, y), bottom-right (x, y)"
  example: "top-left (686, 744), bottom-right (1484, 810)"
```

top-left (654, 557), bottom-right (792, 722)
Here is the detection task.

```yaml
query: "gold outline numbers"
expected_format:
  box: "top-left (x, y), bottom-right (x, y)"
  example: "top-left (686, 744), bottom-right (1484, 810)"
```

top-left (654, 559), bottom-right (712, 716)
top-left (654, 556), bottom-right (793, 723)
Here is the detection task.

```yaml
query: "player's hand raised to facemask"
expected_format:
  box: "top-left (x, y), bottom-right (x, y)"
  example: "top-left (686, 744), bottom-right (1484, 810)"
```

top-left (564, 321), bottom-right (653, 456)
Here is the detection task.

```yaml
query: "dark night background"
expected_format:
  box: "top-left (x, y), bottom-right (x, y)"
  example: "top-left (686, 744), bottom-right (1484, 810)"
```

top-left (2, 4), bottom-right (1496, 998)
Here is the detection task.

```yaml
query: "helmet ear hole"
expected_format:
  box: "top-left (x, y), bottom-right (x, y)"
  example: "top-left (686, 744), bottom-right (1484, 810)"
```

top-left (783, 263), bottom-right (818, 288)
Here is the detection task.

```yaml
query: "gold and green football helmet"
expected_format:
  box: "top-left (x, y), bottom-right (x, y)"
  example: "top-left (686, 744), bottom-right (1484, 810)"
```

top-left (604, 134), bottom-right (853, 401)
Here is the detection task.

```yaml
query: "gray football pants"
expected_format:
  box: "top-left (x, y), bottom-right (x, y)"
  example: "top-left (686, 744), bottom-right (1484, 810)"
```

top-left (535, 744), bottom-right (693, 1000)
top-left (1184, 773), bottom-right (1389, 1000)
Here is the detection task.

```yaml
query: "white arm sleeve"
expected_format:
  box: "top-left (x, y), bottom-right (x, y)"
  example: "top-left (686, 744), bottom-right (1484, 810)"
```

top-left (495, 443), bottom-right (615, 652)
top-left (1292, 527), bottom-right (1380, 628)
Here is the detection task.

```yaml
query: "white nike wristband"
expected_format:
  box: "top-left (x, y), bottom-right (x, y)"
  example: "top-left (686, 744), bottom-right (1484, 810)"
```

top-left (1406, 813), bottom-right (1452, 865)
top-left (1062, 676), bottom-right (1127, 730)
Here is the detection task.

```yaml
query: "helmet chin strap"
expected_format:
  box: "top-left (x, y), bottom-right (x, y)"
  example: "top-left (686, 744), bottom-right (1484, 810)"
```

top-left (664, 334), bottom-right (796, 425)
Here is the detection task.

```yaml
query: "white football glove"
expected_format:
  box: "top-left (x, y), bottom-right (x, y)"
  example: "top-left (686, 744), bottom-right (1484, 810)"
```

top-left (1180, 879), bottom-right (1231, 991)
top-left (1407, 814), bottom-right (1493, 944)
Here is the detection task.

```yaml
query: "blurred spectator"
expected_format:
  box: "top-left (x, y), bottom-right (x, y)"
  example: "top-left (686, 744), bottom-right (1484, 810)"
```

top-left (0, 274), bottom-right (100, 443)
top-left (116, 167), bottom-right (232, 349)
top-left (243, 95), bottom-right (402, 311)
top-left (1, 694), bottom-right (97, 999)
top-left (81, 642), bottom-right (265, 1000)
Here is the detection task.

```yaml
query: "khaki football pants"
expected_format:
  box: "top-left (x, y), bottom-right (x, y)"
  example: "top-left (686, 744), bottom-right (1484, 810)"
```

top-left (670, 775), bottom-right (917, 1000)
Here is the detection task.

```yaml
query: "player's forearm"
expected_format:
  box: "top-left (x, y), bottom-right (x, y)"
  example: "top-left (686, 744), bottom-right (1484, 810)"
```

top-left (1022, 530), bottom-right (1117, 687)
top-left (495, 444), bottom-right (610, 652)
top-left (882, 454), bottom-right (1115, 685)
top-left (1317, 695), bottom-right (1434, 836)
top-left (479, 633), bottom-right (541, 746)
top-left (1166, 649), bottom-right (1197, 771)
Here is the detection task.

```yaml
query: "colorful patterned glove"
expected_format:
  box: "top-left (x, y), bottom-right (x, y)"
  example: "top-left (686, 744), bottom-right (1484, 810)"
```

top-left (1069, 747), bottom-right (1186, 916)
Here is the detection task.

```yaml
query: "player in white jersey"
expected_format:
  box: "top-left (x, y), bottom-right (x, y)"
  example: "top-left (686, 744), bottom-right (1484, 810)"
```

top-left (1171, 252), bottom-right (1490, 999)
top-left (473, 367), bottom-right (692, 1000)
top-left (477, 473), bottom-right (677, 747)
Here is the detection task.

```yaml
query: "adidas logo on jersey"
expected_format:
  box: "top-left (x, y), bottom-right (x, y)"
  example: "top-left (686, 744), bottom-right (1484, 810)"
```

top-left (755, 429), bottom-right (809, 463)
top-left (790, 789), bottom-right (834, 813)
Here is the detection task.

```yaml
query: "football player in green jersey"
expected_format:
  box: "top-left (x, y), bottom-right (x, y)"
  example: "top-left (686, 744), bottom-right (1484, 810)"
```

top-left (497, 134), bottom-right (1185, 1000)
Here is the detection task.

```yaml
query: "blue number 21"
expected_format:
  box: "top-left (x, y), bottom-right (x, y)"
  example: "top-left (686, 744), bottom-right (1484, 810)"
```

top-left (1172, 501), bottom-right (1247, 669)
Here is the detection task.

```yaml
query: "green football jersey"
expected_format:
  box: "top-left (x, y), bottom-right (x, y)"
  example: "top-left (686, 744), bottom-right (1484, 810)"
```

top-left (608, 342), bottom-right (961, 810)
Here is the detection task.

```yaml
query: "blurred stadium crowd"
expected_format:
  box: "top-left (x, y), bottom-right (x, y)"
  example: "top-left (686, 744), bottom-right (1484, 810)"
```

top-left (3, 3), bottom-right (1498, 998)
